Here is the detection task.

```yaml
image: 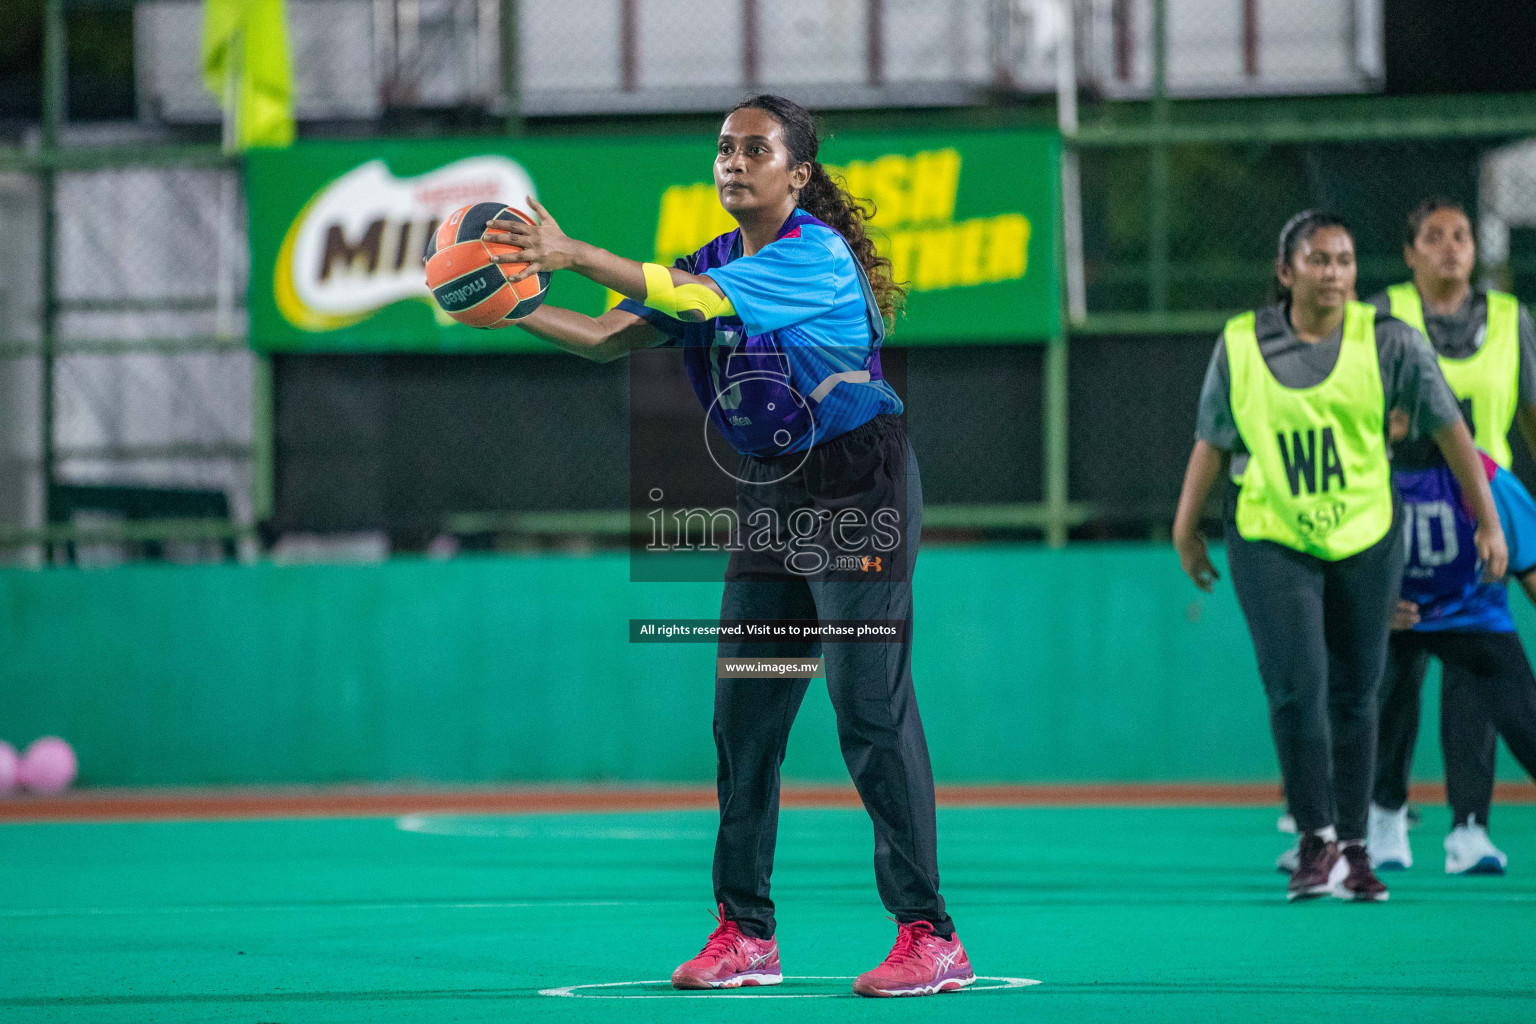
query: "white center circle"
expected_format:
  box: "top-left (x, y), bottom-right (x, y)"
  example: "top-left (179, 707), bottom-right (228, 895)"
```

top-left (538, 975), bottom-right (1042, 999)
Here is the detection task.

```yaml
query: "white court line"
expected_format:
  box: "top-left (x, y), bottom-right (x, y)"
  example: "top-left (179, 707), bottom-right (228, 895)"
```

top-left (538, 976), bottom-right (1042, 999)
top-left (394, 814), bottom-right (711, 840)
top-left (0, 900), bottom-right (638, 919)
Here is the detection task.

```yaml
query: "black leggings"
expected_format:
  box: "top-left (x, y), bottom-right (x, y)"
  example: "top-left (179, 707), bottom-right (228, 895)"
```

top-left (1226, 519), bottom-right (1404, 842)
top-left (712, 415), bottom-right (951, 940)
top-left (1374, 629), bottom-right (1536, 827)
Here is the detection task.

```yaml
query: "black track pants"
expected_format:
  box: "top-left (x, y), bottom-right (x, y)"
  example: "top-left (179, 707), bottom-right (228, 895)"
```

top-left (1226, 519), bottom-right (1404, 842)
top-left (1374, 629), bottom-right (1536, 826)
top-left (711, 414), bottom-right (951, 940)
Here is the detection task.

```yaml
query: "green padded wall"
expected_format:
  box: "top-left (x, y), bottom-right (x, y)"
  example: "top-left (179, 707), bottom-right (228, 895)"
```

top-left (0, 545), bottom-right (1525, 786)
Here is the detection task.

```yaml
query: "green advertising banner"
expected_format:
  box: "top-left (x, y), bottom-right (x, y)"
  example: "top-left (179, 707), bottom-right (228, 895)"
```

top-left (246, 129), bottom-right (1061, 352)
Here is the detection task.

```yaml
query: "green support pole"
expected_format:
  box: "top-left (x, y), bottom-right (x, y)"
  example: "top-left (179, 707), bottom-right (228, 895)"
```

top-left (1043, 335), bottom-right (1069, 548)
top-left (502, 0), bottom-right (524, 137)
top-left (1148, 0), bottom-right (1170, 313)
top-left (1148, 147), bottom-right (1170, 311)
top-left (39, 0), bottom-right (65, 562)
top-left (252, 354), bottom-right (274, 530)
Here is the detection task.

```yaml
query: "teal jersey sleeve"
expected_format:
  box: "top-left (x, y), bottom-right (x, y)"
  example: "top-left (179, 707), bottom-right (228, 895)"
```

top-left (703, 227), bottom-right (846, 335)
top-left (1492, 466), bottom-right (1536, 576)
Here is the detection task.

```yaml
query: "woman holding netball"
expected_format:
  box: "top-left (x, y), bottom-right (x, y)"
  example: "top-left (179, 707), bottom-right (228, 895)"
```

top-left (1172, 210), bottom-right (1506, 901)
top-left (480, 95), bottom-right (972, 997)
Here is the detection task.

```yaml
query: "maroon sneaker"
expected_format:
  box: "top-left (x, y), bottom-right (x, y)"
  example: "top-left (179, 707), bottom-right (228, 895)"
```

top-left (1287, 833), bottom-right (1341, 901)
top-left (670, 905), bottom-right (782, 990)
top-left (853, 920), bottom-right (975, 997)
top-left (1334, 843), bottom-right (1389, 902)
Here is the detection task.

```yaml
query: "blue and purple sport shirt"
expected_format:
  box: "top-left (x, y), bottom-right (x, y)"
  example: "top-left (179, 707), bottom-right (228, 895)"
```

top-left (1398, 451), bottom-right (1536, 632)
top-left (619, 208), bottom-right (902, 456)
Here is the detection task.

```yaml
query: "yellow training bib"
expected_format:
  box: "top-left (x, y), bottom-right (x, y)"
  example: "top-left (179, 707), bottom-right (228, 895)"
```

top-left (1386, 282), bottom-right (1519, 467)
top-left (1228, 302), bottom-right (1394, 559)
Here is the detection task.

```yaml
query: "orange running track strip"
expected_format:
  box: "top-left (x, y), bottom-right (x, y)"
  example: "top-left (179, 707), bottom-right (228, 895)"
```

top-left (1, 781), bottom-right (1531, 823)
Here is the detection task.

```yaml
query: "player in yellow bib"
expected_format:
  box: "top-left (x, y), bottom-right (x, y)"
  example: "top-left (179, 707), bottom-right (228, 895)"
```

top-left (1365, 198), bottom-right (1536, 873)
top-left (1376, 200), bottom-right (1536, 470)
top-left (1172, 211), bottom-right (1506, 903)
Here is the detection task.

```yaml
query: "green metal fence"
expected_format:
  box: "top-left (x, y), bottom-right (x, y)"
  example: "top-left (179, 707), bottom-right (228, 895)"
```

top-left (0, 0), bottom-right (264, 565)
top-left (8, 0), bottom-right (1536, 560)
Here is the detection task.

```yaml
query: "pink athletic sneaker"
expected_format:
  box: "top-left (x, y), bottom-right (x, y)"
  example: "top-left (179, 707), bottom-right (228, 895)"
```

top-left (853, 919), bottom-right (976, 997)
top-left (670, 905), bottom-right (782, 990)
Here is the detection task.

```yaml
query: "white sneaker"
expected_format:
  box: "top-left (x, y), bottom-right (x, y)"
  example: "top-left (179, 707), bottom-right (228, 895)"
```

top-left (1367, 803), bottom-right (1412, 870)
top-left (1276, 841), bottom-right (1300, 874)
top-left (1444, 816), bottom-right (1508, 875)
top-left (1277, 813), bottom-right (1297, 834)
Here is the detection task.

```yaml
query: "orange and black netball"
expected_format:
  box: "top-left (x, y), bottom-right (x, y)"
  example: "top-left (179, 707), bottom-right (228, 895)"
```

top-left (424, 202), bottom-right (550, 327)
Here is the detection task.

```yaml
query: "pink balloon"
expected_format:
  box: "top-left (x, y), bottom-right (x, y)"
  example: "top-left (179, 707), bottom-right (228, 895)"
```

top-left (18, 737), bottom-right (77, 795)
top-left (0, 742), bottom-right (17, 795)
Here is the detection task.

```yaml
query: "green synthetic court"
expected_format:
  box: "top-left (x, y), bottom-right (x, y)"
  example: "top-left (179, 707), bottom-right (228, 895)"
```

top-left (3, 804), bottom-right (1534, 1022)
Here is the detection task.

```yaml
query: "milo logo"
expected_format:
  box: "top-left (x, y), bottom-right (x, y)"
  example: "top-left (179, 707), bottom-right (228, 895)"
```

top-left (274, 155), bottom-right (536, 332)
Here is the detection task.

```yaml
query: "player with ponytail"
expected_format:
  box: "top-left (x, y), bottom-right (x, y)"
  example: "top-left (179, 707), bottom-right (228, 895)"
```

top-left (1172, 210), bottom-right (1504, 902)
top-left (482, 95), bottom-right (971, 998)
top-left (734, 94), bottom-right (906, 329)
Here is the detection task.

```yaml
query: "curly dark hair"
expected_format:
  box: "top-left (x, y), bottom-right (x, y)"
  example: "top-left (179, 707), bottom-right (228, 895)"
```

top-left (727, 94), bottom-right (907, 329)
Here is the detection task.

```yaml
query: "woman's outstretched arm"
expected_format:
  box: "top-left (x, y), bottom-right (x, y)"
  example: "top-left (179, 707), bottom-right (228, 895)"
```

top-left (1432, 419), bottom-right (1509, 581)
top-left (1172, 440), bottom-right (1226, 592)
top-left (486, 198), bottom-right (727, 319)
top-left (511, 305), bottom-right (669, 364)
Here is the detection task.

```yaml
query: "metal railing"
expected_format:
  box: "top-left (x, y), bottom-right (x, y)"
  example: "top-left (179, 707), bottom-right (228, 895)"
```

top-left (7, 0), bottom-right (1536, 559)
